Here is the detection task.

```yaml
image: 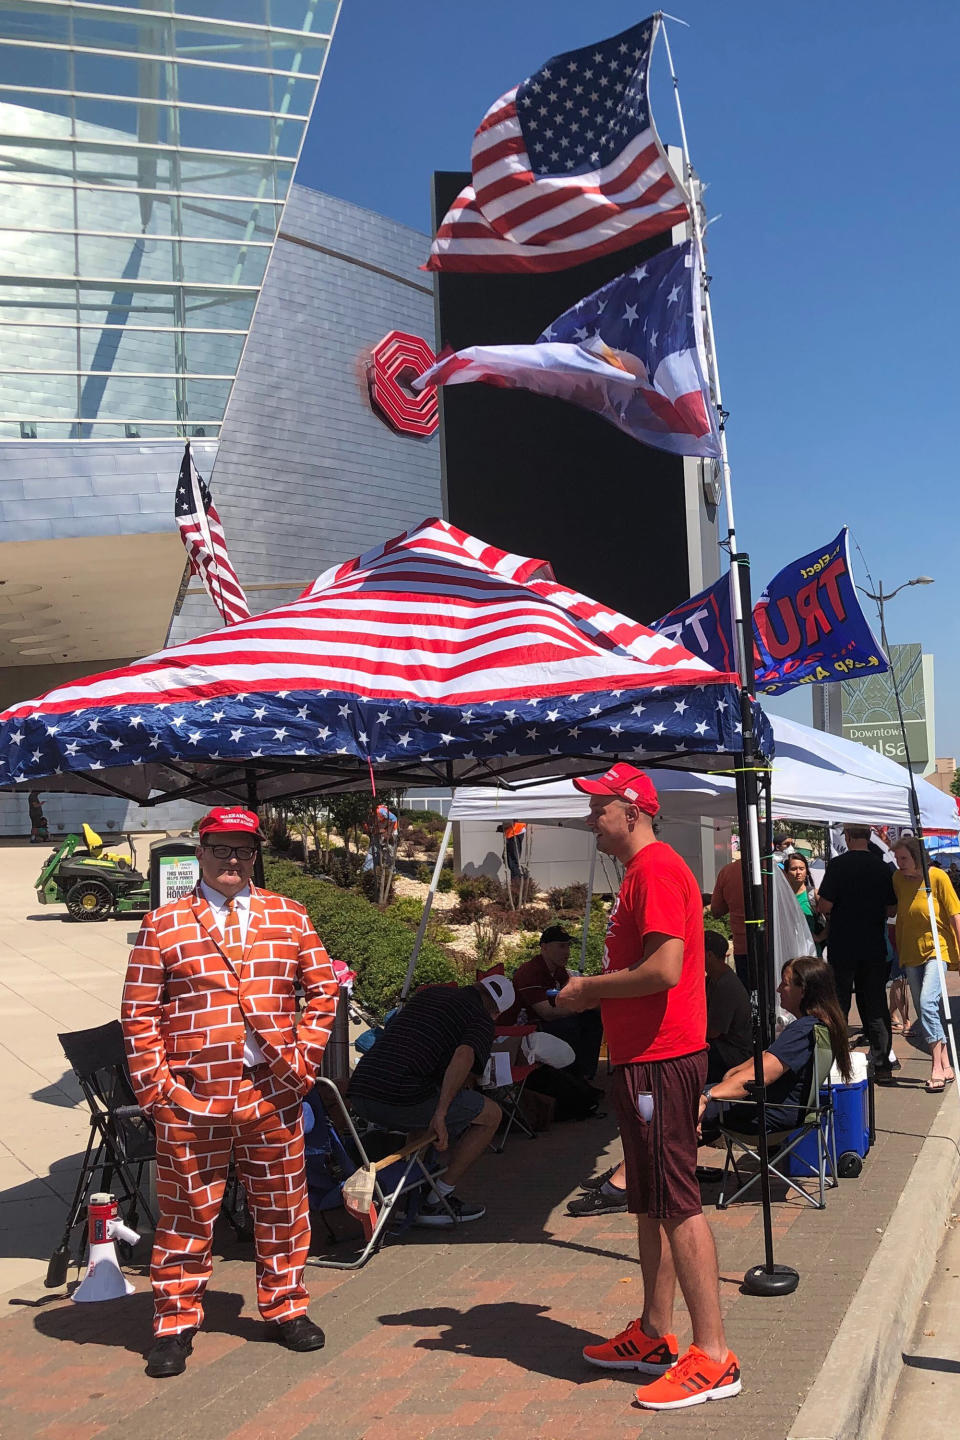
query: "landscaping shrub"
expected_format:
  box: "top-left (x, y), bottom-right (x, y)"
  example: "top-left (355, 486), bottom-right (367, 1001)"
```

top-left (547, 882), bottom-right (588, 911)
top-left (455, 874), bottom-right (501, 903)
top-left (580, 900), bottom-right (610, 974)
top-left (704, 907), bottom-right (731, 943)
top-left (387, 895), bottom-right (455, 944)
top-left (473, 916), bottom-right (505, 968)
top-left (317, 845), bottom-right (363, 889)
top-left (399, 808), bottom-right (448, 837)
top-left (436, 865), bottom-right (455, 893)
top-left (265, 859), bottom-right (462, 1012)
top-left (388, 896), bottom-right (424, 927)
top-left (516, 905), bottom-right (552, 933)
top-left (449, 894), bottom-right (486, 924)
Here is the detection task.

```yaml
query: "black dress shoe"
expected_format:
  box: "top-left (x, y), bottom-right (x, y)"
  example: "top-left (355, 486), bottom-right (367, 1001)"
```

top-left (265, 1315), bottom-right (326, 1352)
top-left (145, 1329), bottom-right (196, 1378)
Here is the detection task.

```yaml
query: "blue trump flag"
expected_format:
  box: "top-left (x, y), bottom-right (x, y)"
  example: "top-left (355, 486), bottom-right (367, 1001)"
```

top-left (649, 573), bottom-right (734, 675)
top-left (753, 528), bottom-right (887, 694)
top-left (652, 528), bottom-right (888, 695)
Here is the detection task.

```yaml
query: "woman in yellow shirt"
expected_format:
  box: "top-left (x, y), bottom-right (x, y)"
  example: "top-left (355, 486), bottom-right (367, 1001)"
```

top-left (892, 837), bottom-right (960, 1093)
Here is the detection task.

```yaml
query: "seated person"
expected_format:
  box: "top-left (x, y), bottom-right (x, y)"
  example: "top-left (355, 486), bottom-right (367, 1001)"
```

top-left (506, 925), bottom-right (603, 1080)
top-left (699, 955), bottom-right (852, 1140)
top-left (348, 975), bottom-right (514, 1226)
top-left (704, 930), bottom-right (753, 1082)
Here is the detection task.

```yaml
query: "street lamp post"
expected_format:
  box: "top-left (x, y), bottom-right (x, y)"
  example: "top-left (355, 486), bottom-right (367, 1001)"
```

top-left (855, 576), bottom-right (960, 1095)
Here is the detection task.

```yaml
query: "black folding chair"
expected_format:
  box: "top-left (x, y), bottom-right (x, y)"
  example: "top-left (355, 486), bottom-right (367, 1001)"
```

top-left (715, 1024), bottom-right (839, 1211)
top-left (46, 1020), bottom-right (157, 1287)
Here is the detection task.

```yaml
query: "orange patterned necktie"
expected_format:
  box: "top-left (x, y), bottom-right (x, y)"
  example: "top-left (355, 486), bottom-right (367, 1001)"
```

top-left (223, 898), bottom-right (244, 968)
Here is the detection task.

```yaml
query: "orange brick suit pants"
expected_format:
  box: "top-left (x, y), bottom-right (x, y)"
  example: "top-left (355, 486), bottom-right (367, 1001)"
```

top-left (151, 1069), bottom-right (309, 1336)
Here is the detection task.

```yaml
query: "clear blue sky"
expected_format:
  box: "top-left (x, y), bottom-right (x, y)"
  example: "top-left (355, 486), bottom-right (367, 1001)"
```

top-left (299, 1), bottom-right (959, 761)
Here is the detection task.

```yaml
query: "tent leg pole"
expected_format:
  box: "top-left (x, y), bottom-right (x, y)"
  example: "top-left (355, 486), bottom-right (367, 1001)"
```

top-left (579, 848), bottom-right (598, 974)
top-left (400, 820), bottom-right (453, 1001)
top-left (730, 559), bottom-right (798, 1298)
top-left (762, 771), bottom-right (777, 1038)
top-left (247, 768), bottom-right (265, 887)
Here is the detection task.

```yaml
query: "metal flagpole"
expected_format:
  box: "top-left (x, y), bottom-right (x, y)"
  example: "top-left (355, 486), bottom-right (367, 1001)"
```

top-left (660, 15), bottom-right (798, 1295)
top-left (858, 584), bottom-right (960, 1099)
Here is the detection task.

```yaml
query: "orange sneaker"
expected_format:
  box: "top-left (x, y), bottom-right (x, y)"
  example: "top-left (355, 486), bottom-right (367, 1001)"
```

top-left (634, 1344), bottom-right (741, 1409)
top-left (582, 1319), bottom-right (678, 1373)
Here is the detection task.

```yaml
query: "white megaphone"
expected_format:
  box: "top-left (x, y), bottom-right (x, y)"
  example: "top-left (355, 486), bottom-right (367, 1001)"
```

top-left (72, 1192), bottom-right (140, 1303)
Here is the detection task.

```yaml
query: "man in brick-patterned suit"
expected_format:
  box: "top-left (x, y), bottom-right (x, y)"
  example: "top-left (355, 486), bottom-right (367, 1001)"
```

top-left (122, 806), bottom-right (338, 1378)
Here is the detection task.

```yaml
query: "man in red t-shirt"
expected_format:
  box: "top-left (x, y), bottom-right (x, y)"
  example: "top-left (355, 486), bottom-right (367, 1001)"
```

top-left (554, 764), bottom-right (740, 1412)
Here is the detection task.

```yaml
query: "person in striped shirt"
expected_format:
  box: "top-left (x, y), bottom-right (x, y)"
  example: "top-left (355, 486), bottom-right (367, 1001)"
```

top-left (348, 976), bottom-right (514, 1225)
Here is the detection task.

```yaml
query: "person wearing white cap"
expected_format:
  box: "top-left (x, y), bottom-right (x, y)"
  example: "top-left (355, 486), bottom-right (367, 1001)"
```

top-left (348, 975), bottom-right (514, 1224)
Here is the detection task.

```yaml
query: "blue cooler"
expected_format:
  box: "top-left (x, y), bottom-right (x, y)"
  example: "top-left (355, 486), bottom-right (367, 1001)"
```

top-left (787, 1054), bottom-right (870, 1177)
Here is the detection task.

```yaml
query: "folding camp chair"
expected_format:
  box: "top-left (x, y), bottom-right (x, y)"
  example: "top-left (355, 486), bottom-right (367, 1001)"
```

top-left (716, 1023), bottom-right (839, 1211)
top-left (46, 1020), bottom-right (157, 1287)
top-left (305, 1077), bottom-right (452, 1270)
top-left (482, 1024), bottom-right (540, 1154)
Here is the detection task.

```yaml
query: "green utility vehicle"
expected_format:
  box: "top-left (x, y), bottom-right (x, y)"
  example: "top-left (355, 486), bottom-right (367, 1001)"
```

top-left (35, 824), bottom-right (151, 921)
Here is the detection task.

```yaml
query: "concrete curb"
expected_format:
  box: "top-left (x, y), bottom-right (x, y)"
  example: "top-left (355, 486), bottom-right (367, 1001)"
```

top-left (788, 1088), bottom-right (960, 1440)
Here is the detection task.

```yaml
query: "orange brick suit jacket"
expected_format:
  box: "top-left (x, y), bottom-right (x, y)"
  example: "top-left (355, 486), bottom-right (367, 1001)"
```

top-left (122, 885), bottom-right (338, 1121)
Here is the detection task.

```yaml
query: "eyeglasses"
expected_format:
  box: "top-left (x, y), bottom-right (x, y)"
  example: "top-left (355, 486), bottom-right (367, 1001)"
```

top-left (202, 843), bottom-right (258, 860)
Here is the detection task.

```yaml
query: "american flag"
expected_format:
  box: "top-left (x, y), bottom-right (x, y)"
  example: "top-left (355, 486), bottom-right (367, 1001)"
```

top-left (174, 444), bottom-right (250, 626)
top-left (426, 16), bottom-right (687, 274)
top-left (418, 240), bottom-right (720, 457)
top-left (0, 519), bottom-right (770, 801)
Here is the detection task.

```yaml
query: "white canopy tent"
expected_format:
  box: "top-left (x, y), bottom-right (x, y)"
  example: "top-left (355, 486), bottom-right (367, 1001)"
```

top-left (448, 713), bottom-right (960, 833)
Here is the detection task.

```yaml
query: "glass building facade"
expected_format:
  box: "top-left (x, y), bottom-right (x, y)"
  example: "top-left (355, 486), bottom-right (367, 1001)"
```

top-left (0, 0), bottom-right (340, 440)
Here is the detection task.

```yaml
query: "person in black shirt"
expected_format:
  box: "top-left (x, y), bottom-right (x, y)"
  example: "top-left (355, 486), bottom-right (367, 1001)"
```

top-left (704, 930), bottom-right (753, 1082)
top-left (348, 975), bottom-right (514, 1225)
top-left (818, 824), bottom-right (898, 1082)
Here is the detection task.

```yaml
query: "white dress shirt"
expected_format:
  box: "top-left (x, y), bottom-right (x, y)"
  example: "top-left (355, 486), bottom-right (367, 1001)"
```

top-left (199, 881), bottom-right (266, 1067)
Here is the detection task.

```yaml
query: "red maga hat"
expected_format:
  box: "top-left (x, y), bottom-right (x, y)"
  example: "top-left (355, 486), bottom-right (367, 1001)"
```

top-left (198, 806), bottom-right (263, 839)
top-left (573, 763), bottom-right (659, 816)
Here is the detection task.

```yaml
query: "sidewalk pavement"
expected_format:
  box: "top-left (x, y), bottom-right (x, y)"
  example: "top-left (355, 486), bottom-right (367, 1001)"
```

top-left (0, 839), bottom-right (162, 1291)
top-left (885, 1209), bottom-right (960, 1440)
top-left (0, 836), bottom-right (957, 1439)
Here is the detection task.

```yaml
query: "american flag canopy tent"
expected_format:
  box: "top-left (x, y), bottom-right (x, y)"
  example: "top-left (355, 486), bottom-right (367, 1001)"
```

top-left (0, 520), bottom-right (770, 805)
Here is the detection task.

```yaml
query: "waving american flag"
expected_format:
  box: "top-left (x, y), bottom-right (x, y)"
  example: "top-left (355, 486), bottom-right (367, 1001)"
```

top-left (427, 16), bottom-right (687, 273)
top-left (174, 444), bottom-right (250, 627)
top-left (418, 240), bottom-right (720, 457)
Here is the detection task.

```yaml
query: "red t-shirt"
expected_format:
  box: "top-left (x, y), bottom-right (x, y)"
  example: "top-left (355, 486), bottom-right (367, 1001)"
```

top-left (601, 841), bottom-right (706, 1065)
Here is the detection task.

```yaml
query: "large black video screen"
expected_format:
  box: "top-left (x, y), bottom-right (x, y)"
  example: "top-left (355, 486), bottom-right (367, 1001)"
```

top-left (432, 171), bottom-right (693, 626)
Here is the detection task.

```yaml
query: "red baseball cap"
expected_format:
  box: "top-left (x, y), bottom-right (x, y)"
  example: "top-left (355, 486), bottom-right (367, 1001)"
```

top-left (198, 806), bottom-right (263, 840)
top-left (573, 763), bottom-right (659, 816)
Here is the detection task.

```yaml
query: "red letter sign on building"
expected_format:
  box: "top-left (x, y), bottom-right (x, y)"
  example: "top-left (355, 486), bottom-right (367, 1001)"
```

top-left (368, 331), bottom-right (438, 437)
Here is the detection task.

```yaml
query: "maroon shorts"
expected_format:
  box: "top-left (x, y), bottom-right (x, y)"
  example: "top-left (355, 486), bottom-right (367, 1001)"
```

top-left (612, 1050), bottom-right (708, 1220)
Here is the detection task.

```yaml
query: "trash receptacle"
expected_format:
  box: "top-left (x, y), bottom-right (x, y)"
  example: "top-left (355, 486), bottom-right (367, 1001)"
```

top-left (149, 837), bottom-right (200, 909)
